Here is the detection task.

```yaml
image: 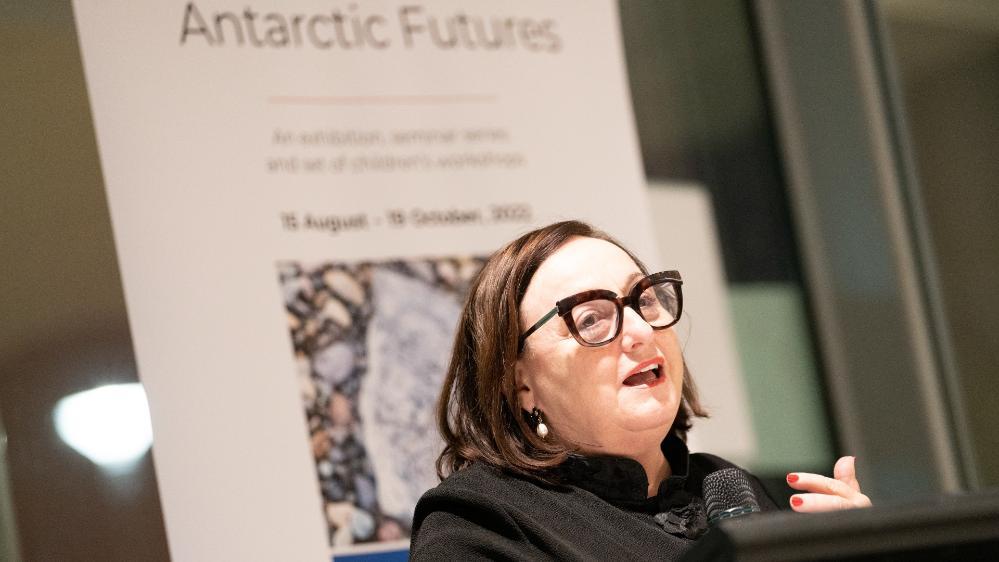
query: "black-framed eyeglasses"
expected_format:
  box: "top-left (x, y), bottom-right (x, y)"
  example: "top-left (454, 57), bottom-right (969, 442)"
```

top-left (518, 270), bottom-right (683, 352)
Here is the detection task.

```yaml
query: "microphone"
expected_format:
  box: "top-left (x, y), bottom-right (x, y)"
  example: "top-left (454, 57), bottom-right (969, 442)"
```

top-left (703, 467), bottom-right (761, 525)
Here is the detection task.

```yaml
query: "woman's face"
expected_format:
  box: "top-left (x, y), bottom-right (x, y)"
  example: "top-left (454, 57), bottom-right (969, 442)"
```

top-left (515, 236), bottom-right (684, 457)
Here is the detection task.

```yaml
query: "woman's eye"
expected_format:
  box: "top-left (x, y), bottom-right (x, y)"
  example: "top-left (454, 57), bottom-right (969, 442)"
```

top-left (574, 305), bottom-right (611, 329)
top-left (577, 313), bottom-right (600, 329)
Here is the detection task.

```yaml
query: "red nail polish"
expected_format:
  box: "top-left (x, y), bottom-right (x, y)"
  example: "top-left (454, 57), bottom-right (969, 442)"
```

top-left (791, 496), bottom-right (803, 507)
top-left (786, 473), bottom-right (799, 483)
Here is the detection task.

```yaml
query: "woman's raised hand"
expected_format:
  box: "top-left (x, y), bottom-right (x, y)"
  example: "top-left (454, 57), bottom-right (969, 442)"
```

top-left (786, 456), bottom-right (872, 512)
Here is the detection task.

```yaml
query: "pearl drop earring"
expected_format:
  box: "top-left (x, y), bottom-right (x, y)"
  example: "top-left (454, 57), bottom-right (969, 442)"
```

top-left (532, 407), bottom-right (549, 439)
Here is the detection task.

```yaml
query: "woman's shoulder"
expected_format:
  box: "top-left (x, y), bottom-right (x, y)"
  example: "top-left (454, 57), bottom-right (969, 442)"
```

top-left (414, 462), bottom-right (555, 519)
top-left (411, 463), bottom-right (556, 561)
top-left (420, 462), bottom-right (531, 499)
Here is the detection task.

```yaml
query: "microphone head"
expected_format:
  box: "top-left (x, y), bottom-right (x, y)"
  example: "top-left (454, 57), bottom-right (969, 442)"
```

top-left (703, 467), bottom-right (761, 525)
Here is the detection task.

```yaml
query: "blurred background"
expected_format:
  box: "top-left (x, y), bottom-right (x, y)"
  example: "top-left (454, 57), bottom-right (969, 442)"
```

top-left (1, 1), bottom-right (996, 559)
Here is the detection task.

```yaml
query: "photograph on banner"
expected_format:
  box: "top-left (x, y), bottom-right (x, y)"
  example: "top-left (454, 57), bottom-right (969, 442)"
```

top-left (279, 256), bottom-right (486, 552)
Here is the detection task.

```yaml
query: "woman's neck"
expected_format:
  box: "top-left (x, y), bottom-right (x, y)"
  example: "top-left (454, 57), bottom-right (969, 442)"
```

top-left (575, 430), bottom-right (674, 497)
top-left (634, 447), bottom-right (671, 498)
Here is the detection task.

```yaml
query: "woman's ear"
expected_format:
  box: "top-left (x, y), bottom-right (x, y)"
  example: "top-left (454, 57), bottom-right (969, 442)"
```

top-left (514, 361), bottom-right (534, 412)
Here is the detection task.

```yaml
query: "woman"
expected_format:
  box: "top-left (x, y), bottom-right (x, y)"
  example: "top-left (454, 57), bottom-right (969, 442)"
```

top-left (411, 220), bottom-right (870, 560)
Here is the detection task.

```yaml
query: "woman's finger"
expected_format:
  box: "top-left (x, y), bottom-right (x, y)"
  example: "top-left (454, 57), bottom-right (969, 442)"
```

top-left (789, 492), bottom-right (869, 513)
top-left (786, 472), bottom-right (856, 498)
top-left (833, 456), bottom-right (861, 492)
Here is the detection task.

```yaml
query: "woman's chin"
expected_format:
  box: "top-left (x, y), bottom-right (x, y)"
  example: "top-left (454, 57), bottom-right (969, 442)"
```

top-left (618, 384), bottom-right (679, 419)
top-left (615, 400), bottom-right (679, 434)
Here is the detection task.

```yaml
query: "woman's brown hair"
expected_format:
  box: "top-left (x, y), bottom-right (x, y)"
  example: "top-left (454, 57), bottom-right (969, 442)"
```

top-left (435, 220), bottom-right (707, 480)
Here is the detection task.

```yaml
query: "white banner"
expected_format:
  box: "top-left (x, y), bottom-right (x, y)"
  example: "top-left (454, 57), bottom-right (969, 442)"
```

top-left (73, 1), bottom-right (754, 559)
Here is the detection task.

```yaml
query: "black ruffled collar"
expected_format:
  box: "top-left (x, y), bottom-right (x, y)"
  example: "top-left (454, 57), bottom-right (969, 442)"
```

top-left (555, 433), bottom-right (707, 539)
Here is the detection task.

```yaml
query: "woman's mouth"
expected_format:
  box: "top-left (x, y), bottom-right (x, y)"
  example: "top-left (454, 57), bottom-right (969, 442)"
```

top-left (622, 364), bottom-right (663, 387)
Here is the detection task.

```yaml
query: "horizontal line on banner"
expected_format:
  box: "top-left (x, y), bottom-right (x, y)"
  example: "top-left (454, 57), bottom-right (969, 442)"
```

top-left (267, 94), bottom-right (498, 105)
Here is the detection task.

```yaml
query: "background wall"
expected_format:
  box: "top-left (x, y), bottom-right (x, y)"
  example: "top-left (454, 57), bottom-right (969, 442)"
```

top-left (880, 0), bottom-right (999, 487)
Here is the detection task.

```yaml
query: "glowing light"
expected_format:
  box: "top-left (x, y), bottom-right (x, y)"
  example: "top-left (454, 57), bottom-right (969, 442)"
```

top-left (53, 383), bottom-right (153, 467)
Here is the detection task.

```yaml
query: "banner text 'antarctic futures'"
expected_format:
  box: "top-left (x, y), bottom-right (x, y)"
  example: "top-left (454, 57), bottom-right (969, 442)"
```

top-left (181, 3), bottom-right (562, 52)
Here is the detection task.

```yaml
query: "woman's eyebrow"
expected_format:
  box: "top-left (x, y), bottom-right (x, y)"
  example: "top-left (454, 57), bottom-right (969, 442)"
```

top-left (624, 271), bottom-right (644, 288)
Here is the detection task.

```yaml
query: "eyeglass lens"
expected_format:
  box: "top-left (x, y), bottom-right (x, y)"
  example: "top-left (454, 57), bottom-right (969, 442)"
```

top-left (569, 281), bottom-right (679, 345)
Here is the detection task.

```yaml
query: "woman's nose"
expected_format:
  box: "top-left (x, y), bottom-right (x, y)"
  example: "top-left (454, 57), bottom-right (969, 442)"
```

top-left (619, 306), bottom-right (653, 351)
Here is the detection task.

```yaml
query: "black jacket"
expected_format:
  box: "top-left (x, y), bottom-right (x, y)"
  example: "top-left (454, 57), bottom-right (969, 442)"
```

top-left (411, 434), bottom-right (781, 560)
